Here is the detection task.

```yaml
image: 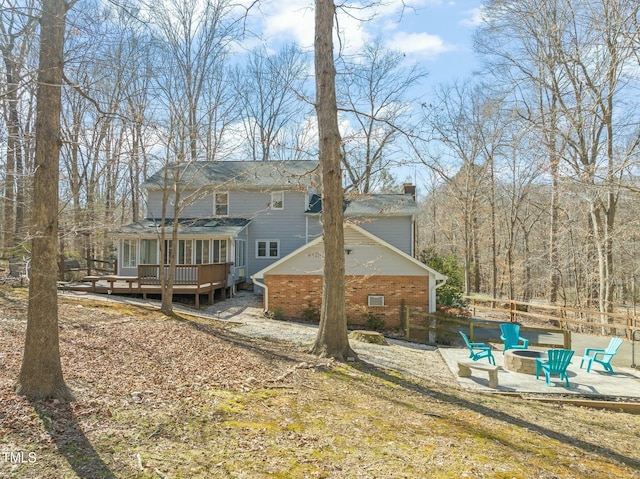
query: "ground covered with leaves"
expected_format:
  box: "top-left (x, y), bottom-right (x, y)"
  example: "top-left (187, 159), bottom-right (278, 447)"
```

top-left (1, 287), bottom-right (639, 478)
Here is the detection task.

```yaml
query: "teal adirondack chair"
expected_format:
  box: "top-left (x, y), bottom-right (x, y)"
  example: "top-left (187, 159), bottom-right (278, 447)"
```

top-left (499, 323), bottom-right (529, 351)
top-left (580, 337), bottom-right (623, 374)
top-left (536, 349), bottom-right (574, 387)
top-left (459, 331), bottom-right (495, 365)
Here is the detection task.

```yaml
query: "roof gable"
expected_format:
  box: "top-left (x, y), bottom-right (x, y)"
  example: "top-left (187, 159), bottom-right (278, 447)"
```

top-left (253, 223), bottom-right (445, 279)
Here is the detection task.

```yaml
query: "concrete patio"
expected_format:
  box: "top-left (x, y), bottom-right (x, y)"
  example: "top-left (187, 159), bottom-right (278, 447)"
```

top-left (439, 346), bottom-right (640, 399)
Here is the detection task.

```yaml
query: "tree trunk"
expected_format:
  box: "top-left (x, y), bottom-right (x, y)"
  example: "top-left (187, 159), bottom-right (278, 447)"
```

top-left (2, 52), bottom-right (18, 251)
top-left (548, 97), bottom-right (560, 305)
top-left (16, 0), bottom-right (73, 401)
top-left (160, 166), bottom-right (176, 316)
top-left (310, 0), bottom-right (355, 360)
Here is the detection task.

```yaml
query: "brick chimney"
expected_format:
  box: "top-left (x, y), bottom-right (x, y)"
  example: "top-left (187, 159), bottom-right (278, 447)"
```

top-left (402, 183), bottom-right (416, 200)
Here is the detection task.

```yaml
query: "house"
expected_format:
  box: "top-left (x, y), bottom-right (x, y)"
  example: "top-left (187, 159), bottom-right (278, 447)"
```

top-left (112, 160), bottom-right (444, 316)
top-left (113, 160), bottom-right (323, 286)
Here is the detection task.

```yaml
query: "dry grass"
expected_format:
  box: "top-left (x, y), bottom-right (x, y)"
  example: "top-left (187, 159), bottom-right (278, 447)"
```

top-left (1, 287), bottom-right (639, 478)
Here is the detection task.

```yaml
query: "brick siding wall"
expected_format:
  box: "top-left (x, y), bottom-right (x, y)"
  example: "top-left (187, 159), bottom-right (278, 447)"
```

top-left (263, 274), bottom-right (430, 329)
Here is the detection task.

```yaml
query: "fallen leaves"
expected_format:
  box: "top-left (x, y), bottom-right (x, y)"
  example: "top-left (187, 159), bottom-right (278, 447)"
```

top-left (1, 289), bottom-right (640, 478)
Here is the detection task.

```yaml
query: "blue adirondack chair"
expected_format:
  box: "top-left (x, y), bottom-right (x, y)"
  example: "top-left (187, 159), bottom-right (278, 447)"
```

top-left (500, 323), bottom-right (529, 351)
top-left (580, 337), bottom-right (623, 374)
top-left (459, 331), bottom-right (495, 365)
top-left (536, 349), bottom-right (574, 387)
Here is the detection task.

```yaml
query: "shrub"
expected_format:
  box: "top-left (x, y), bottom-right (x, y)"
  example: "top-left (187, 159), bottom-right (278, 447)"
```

top-left (301, 304), bottom-right (320, 323)
top-left (270, 308), bottom-right (284, 321)
top-left (419, 247), bottom-right (466, 308)
top-left (363, 312), bottom-right (385, 332)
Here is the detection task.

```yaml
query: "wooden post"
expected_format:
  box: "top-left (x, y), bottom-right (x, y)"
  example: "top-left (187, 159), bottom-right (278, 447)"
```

top-left (403, 305), bottom-right (410, 338)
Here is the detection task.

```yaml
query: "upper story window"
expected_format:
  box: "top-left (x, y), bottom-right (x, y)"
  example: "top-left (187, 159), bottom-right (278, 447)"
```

top-left (256, 240), bottom-right (279, 259)
top-left (214, 192), bottom-right (228, 216)
top-left (270, 191), bottom-right (284, 210)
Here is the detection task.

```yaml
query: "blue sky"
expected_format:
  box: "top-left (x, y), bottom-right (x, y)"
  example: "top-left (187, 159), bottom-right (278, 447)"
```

top-left (238, 1), bottom-right (486, 190)
top-left (244, 0), bottom-right (485, 90)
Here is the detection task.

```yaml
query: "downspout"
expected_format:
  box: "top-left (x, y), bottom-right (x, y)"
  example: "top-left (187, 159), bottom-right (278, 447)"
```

top-left (411, 214), bottom-right (416, 257)
top-left (251, 275), bottom-right (269, 313)
top-left (430, 276), bottom-right (447, 313)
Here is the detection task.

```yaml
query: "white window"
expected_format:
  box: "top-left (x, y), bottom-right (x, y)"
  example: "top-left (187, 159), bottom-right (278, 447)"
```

top-left (235, 239), bottom-right (247, 277)
top-left (163, 240), bottom-right (173, 264)
top-left (214, 192), bottom-right (228, 216)
top-left (195, 240), bottom-right (210, 264)
top-left (122, 239), bottom-right (137, 267)
top-left (270, 191), bottom-right (284, 210)
top-left (256, 240), bottom-right (279, 258)
top-left (140, 239), bottom-right (158, 264)
top-left (212, 239), bottom-right (227, 262)
top-left (178, 240), bottom-right (193, 264)
top-left (368, 295), bottom-right (385, 307)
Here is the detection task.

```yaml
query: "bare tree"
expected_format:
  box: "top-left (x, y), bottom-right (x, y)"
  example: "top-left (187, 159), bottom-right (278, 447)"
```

top-left (310, 0), bottom-right (355, 360)
top-left (150, 0), bottom-right (239, 314)
top-left (1, 0), bottom-right (38, 252)
top-left (232, 43), bottom-right (310, 162)
top-left (477, 0), bottom-right (640, 316)
top-left (152, 0), bottom-right (237, 164)
top-left (338, 38), bottom-right (426, 193)
top-left (16, 0), bottom-right (75, 401)
top-left (422, 82), bottom-right (491, 296)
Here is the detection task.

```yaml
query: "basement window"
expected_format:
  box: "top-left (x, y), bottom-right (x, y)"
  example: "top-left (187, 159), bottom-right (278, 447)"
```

top-left (368, 295), bottom-right (385, 307)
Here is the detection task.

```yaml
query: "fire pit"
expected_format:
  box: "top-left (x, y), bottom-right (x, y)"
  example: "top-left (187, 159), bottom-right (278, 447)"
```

top-left (504, 349), bottom-right (547, 375)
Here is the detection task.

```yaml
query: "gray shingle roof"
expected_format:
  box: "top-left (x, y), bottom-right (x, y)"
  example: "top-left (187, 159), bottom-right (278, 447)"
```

top-left (305, 193), bottom-right (418, 216)
top-left (142, 160), bottom-right (320, 190)
top-left (113, 217), bottom-right (251, 237)
top-left (345, 194), bottom-right (419, 216)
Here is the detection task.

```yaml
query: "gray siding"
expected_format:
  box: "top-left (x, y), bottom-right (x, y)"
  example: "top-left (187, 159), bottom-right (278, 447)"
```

top-left (351, 216), bottom-right (414, 254)
top-left (146, 189), bottom-right (215, 219)
top-left (146, 190), bottom-right (164, 219)
top-left (243, 190), bottom-right (310, 278)
top-left (143, 187), bottom-right (413, 281)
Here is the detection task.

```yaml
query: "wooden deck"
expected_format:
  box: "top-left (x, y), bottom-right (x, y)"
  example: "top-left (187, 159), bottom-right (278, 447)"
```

top-left (60, 263), bottom-right (232, 308)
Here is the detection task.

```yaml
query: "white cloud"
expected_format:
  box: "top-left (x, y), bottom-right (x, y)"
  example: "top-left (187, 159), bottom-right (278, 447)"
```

top-left (252, 0), bottom-right (377, 56)
top-left (247, 0), bottom-right (463, 62)
top-left (460, 7), bottom-right (484, 27)
top-left (259, 0), bottom-right (315, 48)
top-left (386, 31), bottom-right (453, 59)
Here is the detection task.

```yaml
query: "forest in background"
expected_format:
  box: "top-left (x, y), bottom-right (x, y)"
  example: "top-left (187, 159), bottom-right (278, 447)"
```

top-left (2, 0), bottom-right (640, 315)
